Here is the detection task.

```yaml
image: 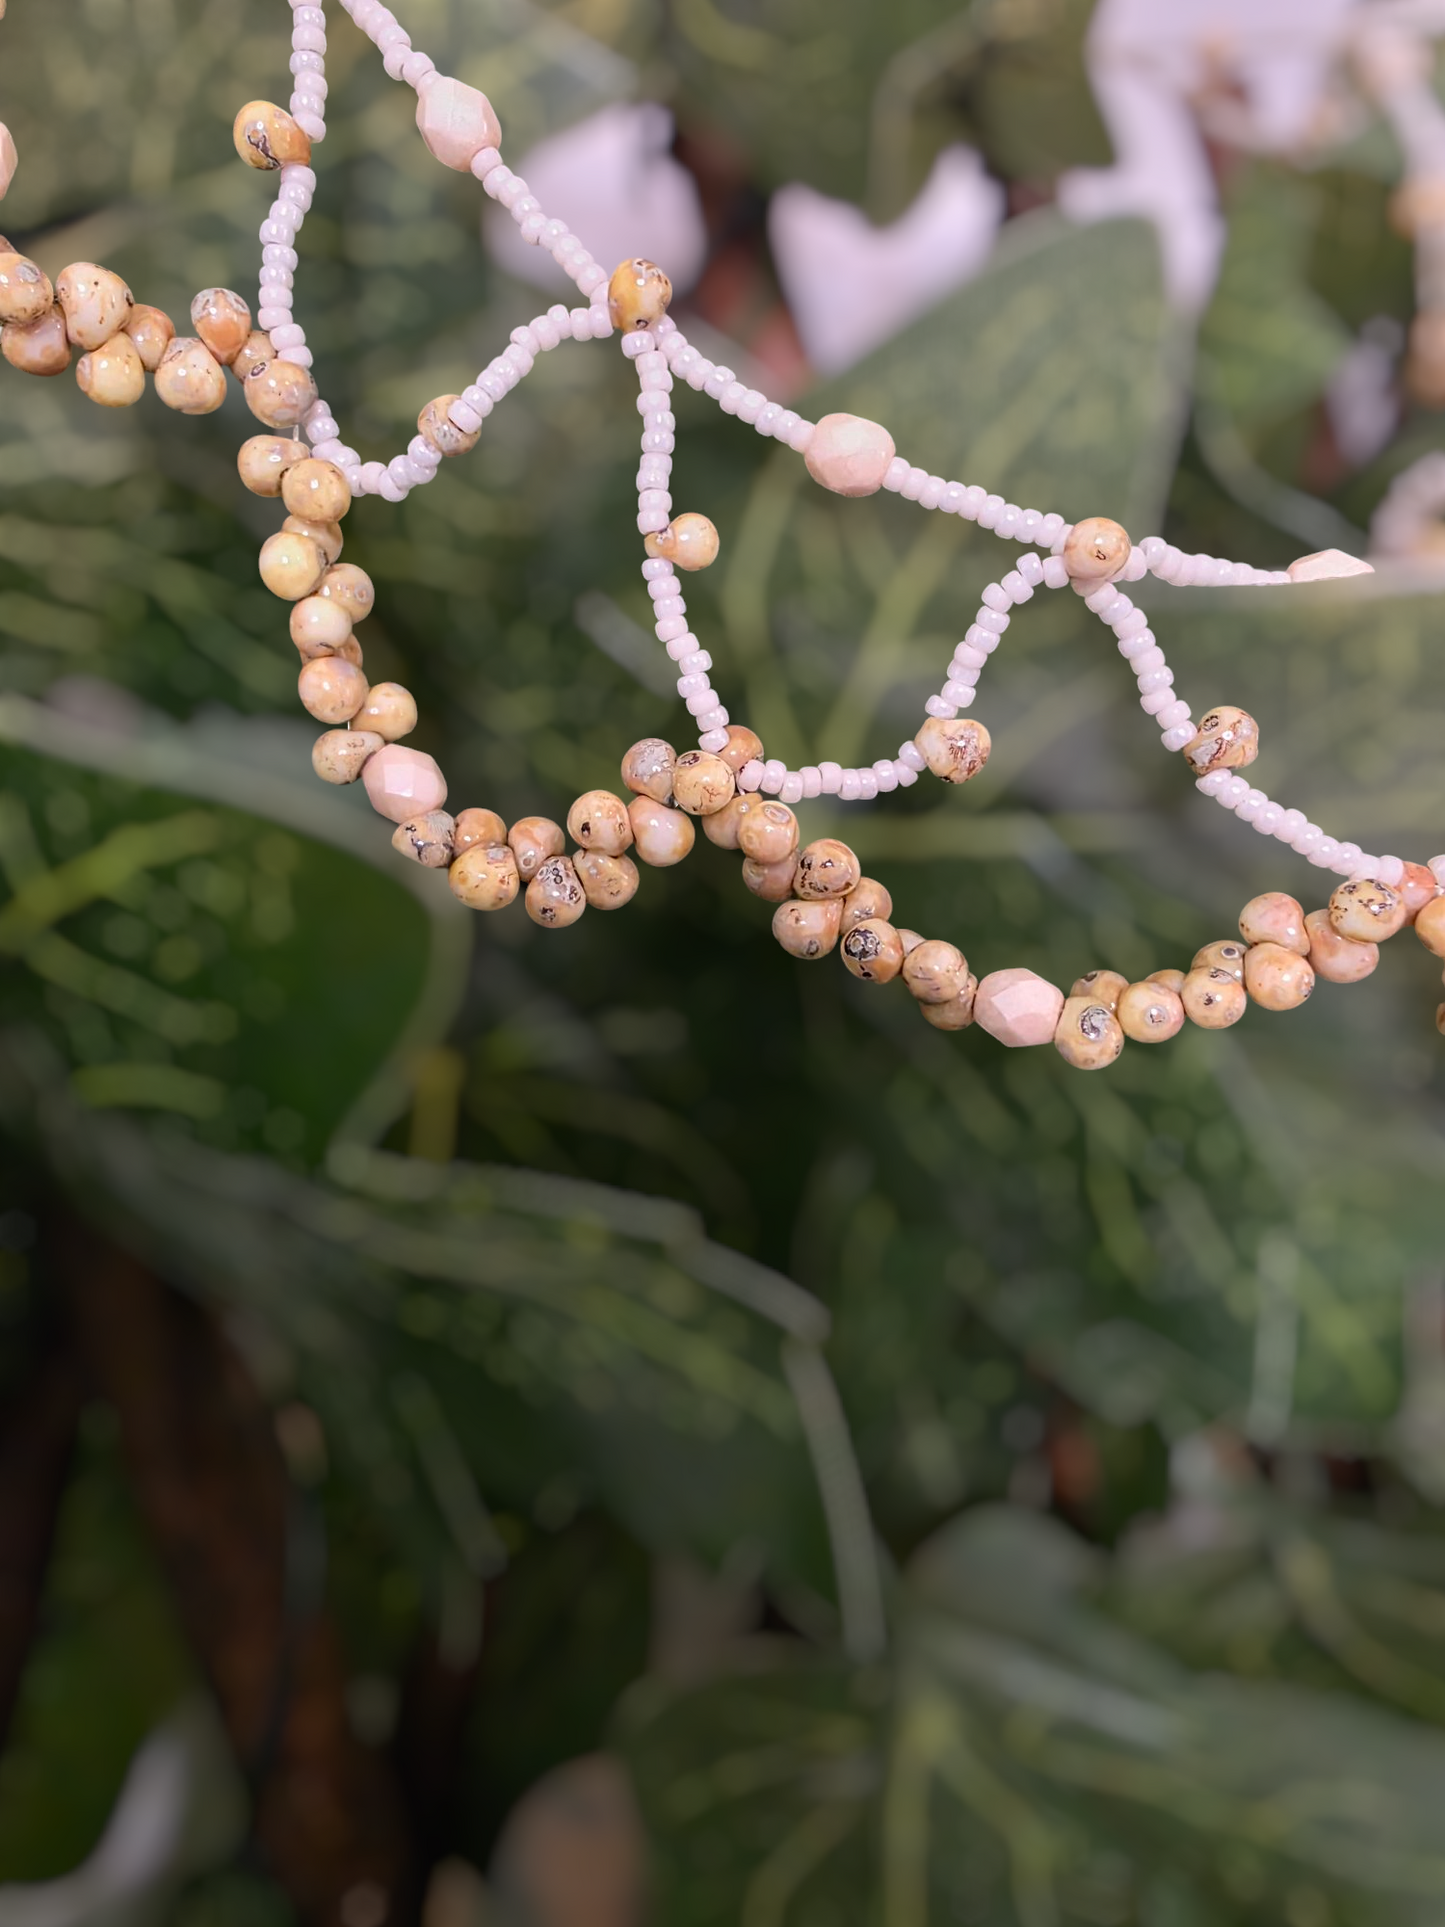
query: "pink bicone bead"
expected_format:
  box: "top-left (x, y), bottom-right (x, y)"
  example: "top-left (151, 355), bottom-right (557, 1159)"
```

top-left (0, 123), bottom-right (19, 201)
top-left (803, 413), bottom-right (897, 498)
top-left (416, 74), bottom-right (503, 171)
top-left (363, 745), bottom-right (449, 823)
top-left (973, 968), bottom-right (1065, 1048)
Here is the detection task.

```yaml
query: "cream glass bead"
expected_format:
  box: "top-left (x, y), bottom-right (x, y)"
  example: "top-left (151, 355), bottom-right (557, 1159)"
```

top-left (454, 809), bottom-right (509, 853)
top-left (419, 394), bottom-right (480, 457)
top-left (840, 878), bottom-right (893, 932)
top-left (915, 716), bottom-right (992, 784)
top-left (298, 656), bottom-right (367, 724)
top-left (1180, 706), bottom-right (1259, 776)
top-left (1244, 942), bottom-right (1315, 1011)
top-left (1117, 980), bottom-right (1185, 1043)
top-left (902, 940), bottom-right (969, 1005)
top-left (526, 855), bottom-right (588, 929)
top-left (628, 797), bottom-right (695, 867)
top-left (920, 979), bottom-right (979, 1031)
top-left (840, 918), bottom-right (904, 984)
top-left (76, 332), bottom-right (144, 407)
top-left (1069, 968), bottom-right (1128, 1010)
top-left (260, 528), bottom-right (326, 600)
top-left (803, 413), bottom-right (896, 497)
top-left (1148, 967), bottom-right (1187, 994)
top-left (449, 841), bottom-right (519, 911)
top-left (1416, 896), bottom-right (1445, 958)
top-left (773, 898), bottom-right (842, 960)
top-left (644, 513), bottom-right (720, 572)
top-left (701, 793), bottom-right (751, 850)
top-left (2, 306), bottom-right (70, 376)
top-left (290, 596), bottom-right (356, 661)
top-left (567, 790), bottom-right (634, 856)
top-left (124, 304), bottom-right (175, 372)
top-left (316, 565), bottom-right (375, 622)
top-left (607, 257), bottom-right (672, 332)
top-left (283, 458), bottom-right (352, 525)
top-left (353, 683), bottom-right (417, 742)
top-left (736, 801), bottom-right (799, 865)
top-left (312, 728), bottom-right (383, 784)
top-left (233, 331), bottom-right (274, 383)
top-left (416, 75), bottom-right (502, 172)
top-left (233, 99), bottom-right (312, 169)
top-left (55, 263), bottom-right (132, 349)
top-left (392, 811), bottom-right (456, 869)
top-left (1061, 516), bottom-right (1130, 586)
top-left (244, 356), bottom-right (318, 428)
top-left (671, 751), bottom-right (735, 816)
top-left (742, 854), bottom-right (797, 901)
top-left (1192, 940), bottom-right (1247, 982)
top-left (1054, 996), bottom-right (1125, 1069)
top-left (239, 435), bottom-right (310, 497)
top-left (717, 725), bottom-right (764, 774)
top-left (1239, 891), bottom-right (1309, 955)
top-left (794, 839), bottom-right (861, 899)
top-left (508, 816), bottom-right (566, 881)
top-left (1181, 966), bottom-right (1246, 1029)
top-left (284, 514), bottom-right (343, 565)
top-left (1305, 908), bottom-right (1378, 983)
top-left (1328, 877), bottom-right (1407, 943)
top-left (621, 737), bottom-right (676, 804)
top-left (0, 254), bottom-right (53, 325)
top-left (154, 337), bottom-right (227, 414)
top-left (575, 848), bottom-right (641, 910)
top-left (191, 288), bottom-right (252, 366)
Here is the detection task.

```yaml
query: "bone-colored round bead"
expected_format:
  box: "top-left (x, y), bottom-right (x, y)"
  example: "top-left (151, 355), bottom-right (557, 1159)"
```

top-left (312, 728), bottom-right (383, 784)
top-left (123, 304), bottom-right (175, 371)
top-left (794, 838), bottom-right (861, 899)
top-left (448, 841), bottom-right (519, 911)
top-left (736, 801), bottom-right (799, 865)
top-left (773, 898), bottom-right (842, 960)
top-left (702, 793), bottom-right (752, 850)
top-left (418, 394), bottom-right (480, 457)
top-left (607, 257), bottom-right (672, 332)
top-left (621, 737), bottom-right (676, 804)
top-left (232, 331), bottom-right (273, 384)
top-left (392, 811), bottom-right (456, 869)
top-left (239, 434), bottom-right (310, 497)
top-left (1180, 706), bottom-right (1259, 775)
top-left (840, 878), bottom-right (893, 932)
top-left (260, 528), bottom-right (326, 600)
top-left (574, 848), bottom-right (641, 910)
top-left (914, 716), bottom-right (992, 784)
top-left (1061, 516), bottom-right (1131, 586)
top-left (1305, 908), bottom-right (1379, 983)
top-left (1416, 895), bottom-right (1445, 958)
top-left (75, 332), bottom-right (144, 407)
top-left (1117, 980), bottom-right (1185, 1043)
top-left (1192, 939), bottom-right (1247, 982)
top-left (742, 854), bottom-right (797, 901)
top-left (284, 514), bottom-right (343, 565)
top-left (191, 287), bottom-right (252, 366)
top-left (1069, 968), bottom-right (1128, 1010)
top-left (353, 682), bottom-right (417, 742)
top-left (245, 356), bottom-right (318, 428)
top-left (0, 253), bottom-right (53, 325)
top-left (1243, 942), bottom-right (1315, 1012)
top-left (282, 458), bottom-right (352, 525)
top-left (415, 75), bottom-right (502, 172)
top-left (902, 939), bottom-right (969, 1005)
top-left (454, 809), bottom-right (509, 853)
top-left (1054, 996), bottom-right (1125, 1069)
top-left (508, 816), bottom-right (566, 881)
top-left (717, 725), bottom-right (764, 774)
top-left (1148, 967), bottom-right (1187, 994)
top-left (671, 750), bottom-right (735, 816)
top-left (567, 790), bottom-right (634, 856)
top-left (1401, 862), bottom-right (1441, 922)
top-left (1181, 966), bottom-right (1246, 1029)
top-left (840, 918), bottom-right (904, 984)
top-left (55, 263), bottom-right (132, 348)
top-left (920, 979), bottom-right (978, 1030)
top-left (526, 854), bottom-right (587, 929)
top-left (1328, 877), bottom-right (1407, 943)
top-left (154, 337), bottom-right (227, 414)
top-left (644, 513), bottom-right (719, 572)
top-left (896, 930), bottom-right (925, 955)
top-left (234, 99), bottom-right (312, 169)
top-left (2, 305), bottom-right (70, 376)
top-left (298, 656), bottom-right (367, 724)
top-left (289, 595), bottom-right (356, 660)
top-left (1238, 891), bottom-right (1309, 955)
top-left (628, 797), bottom-right (695, 867)
top-left (803, 413), bottom-right (896, 497)
top-left (315, 565), bottom-right (374, 621)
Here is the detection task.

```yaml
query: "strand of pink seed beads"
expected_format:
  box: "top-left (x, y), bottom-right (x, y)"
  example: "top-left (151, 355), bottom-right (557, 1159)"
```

top-left (0, 0), bottom-right (1443, 1070)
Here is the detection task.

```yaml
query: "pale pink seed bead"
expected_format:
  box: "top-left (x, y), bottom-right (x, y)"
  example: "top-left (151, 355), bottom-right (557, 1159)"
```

top-left (738, 760), bottom-right (764, 791)
top-left (362, 744), bottom-right (448, 823)
top-left (801, 768), bottom-right (821, 797)
top-left (779, 773), bottom-right (804, 803)
top-left (819, 762), bottom-right (842, 794)
top-left (839, 771), bottom-right (861, 800)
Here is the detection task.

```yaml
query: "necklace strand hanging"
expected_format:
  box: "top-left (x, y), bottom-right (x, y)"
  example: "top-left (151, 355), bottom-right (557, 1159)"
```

top-left (0, 0), bottom-right (1443, 1069)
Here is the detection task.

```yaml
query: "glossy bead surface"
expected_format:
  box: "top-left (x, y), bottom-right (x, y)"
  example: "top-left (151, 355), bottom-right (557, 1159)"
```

top-left (191, 287), bottom-right (251, 365)
top-left (1305, 908), bottom-right (1378, 983)
top-left (1238, 891), bottom-right (1308, 955)
top-left (353, 682), bottom-right (417, 742)
top-left (238, 434), bottom-right (310, 497)
top-left (1244, 942), bottom-right (1315, 1011)
top-left (154, 337), bottom-right (227, 414)
top-left (644, 513), bottom-right (719, 572)
top-left (1287, 549), bottom-right (1374, 582)
top-left (915, 716), bottom-right (991, 784)
top-left (607, 257), bottom-right (672, 332)
top-left (736, 801), bottom-right (799, 865)
top-left (54, 262), bottom-right (131, 348)
top-left (1180, 967), bottom-right (1246, 1029)
top-left (233, 330), bottom-right (273, 382)
top-left (124, 304), bottom-right (175, 371)
top-left (392, 811), bottom-right (456, 869)
top-left (741, 854), bottom-right (797, 901)
top-left (363, 745), bottom-right (448, 823)
top-left (76, 332), bottom-right (144, 407)
top-left (803, 413), bottom-right (895, 497)
top-left (259, 528), bottom-right (326, 600)
top-left (1117, 980), bottom-right (1184, 1042)
top-left (234, 100), bottom-right (312, 169)
top-left (419, 393), bottom-right (480, 457)
top-left (1, 305), bottom-right (70, 375)
top-left (289, 595), bottom-right (355, 659)
top-left (0, 253), bottom-right (52, 325)
top-left (840, 918), bottom-right (904, 983)
top-left (244, 355), bottom-right (318, 428)
top-left (1147, 967), bottom-right (1187, 994)
top-left (1400, 862), bottom-right (1440, 921)
top-left (701, 793), bottom-right (752, 850)
top-left (772, 898), bottom-right (842, 959)
top-left (316, 565), bottom-right (375, 621)
top-left (526, 854), bottom-right (587, 928)
top-left (1328, 877), bottom-right (1407, 943)
top-left (1061, 516), bottom-right (1130, 585)
top-left (0, 123), bottom-right (14, 201)
top-left (448, 841), bottom-right (519, 911)
top-left (416, 75), bottom-right (502, 171)
top-left (312, 728), bottom-right (383, 784)
top-left (621, 737), bottom-right (676, 804)
top-left (794, 838), bottom-right (861, 899)
top-left (1069, 968), bottom-right (1128, 1010)
top-left (974, 968), bottom-right (1064, 1047)
top-left (282, 457), bottom-right (352, 524)
top-left (574, 848), bottom-right (641, 910)
top-left (1192, 939), bottom-right (1247, 982)
top-left (920, 980), bottom-right (978, 1030)
top-left (1416, 895), bottom-right (1445, 959)
top-left (902, 939), bottom-right (969, 1005)
top-left (567, 790), bottom-right (634, 856)
top-left (717, 725), bottom-right (764, 774)
top-left (508, 816), bottom-right (565, 880)
top-left (671, 751), bottom-right (735, 816)
top-left (1054, 996), bottom-right (1125, 1069)
top-left (298, 656), bottom-right (366, 723)
top-left (1180, 706), bottom-right (1259, 775)
top-left (454, 808), bottom-right (509, 853)
top-left (628, 797), bottom-right (695, 867)
top-left (284, 513), bottom-right (342, 565)
top-left (840, 879), bottom-right (893, 932)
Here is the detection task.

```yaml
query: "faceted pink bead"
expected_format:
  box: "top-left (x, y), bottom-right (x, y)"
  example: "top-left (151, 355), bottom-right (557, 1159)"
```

top-left (803, 412), bottom-right (897, 498)
top-left (973, 968), bottom-right (1065, 1048)
top-left (1287, 548), bottom-right (1374, 582)
top-left (0, 124), bottom-right (16, 201)
top-left (362, 744), bottom-right (449, 822)
top-left (415, 75), bottom-right (502, 172)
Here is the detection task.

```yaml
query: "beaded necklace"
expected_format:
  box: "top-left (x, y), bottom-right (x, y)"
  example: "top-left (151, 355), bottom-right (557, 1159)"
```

top-left (1, 0), bottom-right (1443, 1069)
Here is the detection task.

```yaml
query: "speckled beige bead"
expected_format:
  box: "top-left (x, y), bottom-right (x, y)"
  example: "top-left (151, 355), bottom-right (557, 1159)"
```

top-left (526, 854), bottom-right (587, 929)
top-left (794, 838), bottom-right (861, 899)
top-left (282, 458), bottom-right (352, 525)
top-left (154, 337), bottom-right (227, 414)
top-left (567, 790), bottom-right (634, 856)
top-left (1069, 968), bottom-right (1128, 1010)
top-left (628, 797), bottom-right (695, 867)
top-left (1305, 908), bottom-right (1379, 983)
top-left (508, 816), bottom-right (566, 881)
top-left (742, 854), bottom-right (797, 901)
top-left (232, 330), bottom-right (274, 383)
top-left (644, 513), bottom-right (719, 572)
top-left (238, 434), bottom-right (310, 497)
top-left (920, 978), bottom-right (978, 1030)
top-left (298, 656), bottom-right (367, 724)
top-left (290, 596), bottom-right (358, 661)
top-left (284, 513), bottom-right (343, 565)
top-left (574, 848), bottom-right (640, 910)
top-left (840, 918), bottom-right (904, 983)
top-left (1061, 516), bottom-right (1130, 587)
top-left (1238, 891), bottom-right (1308, 955)
top-left (1328, 877), bottom-right (1407, 943)
top-left (896, 929), bottom-right (925, 955)
top-left (1117, 980), bottom-right (1185, 1043)
top-left (392, 810), bottom-right (456, 869)
top-left (1181, 966), bottom-right (1246, 1029)
top-left (701, 792), bottom-right (751, 850)
top-left (1192, 939), bottom-right (1248, 982)
top-left (902, 939), bottom-right (969, 1005)
top-left (316, 565), bottom-right (374, 622)
top-left (234, 100), bottom-right (312, 170)
top-left (259, 528), bottom-right (326, 600)
top-left (717, 725), bottom-right (764, 774)
top-left (448, 841), bottom-right (519, 911)
top-left (55, 263), bottom-right (131, 348)
top-left (608, 257), bottom-right (672, 332)
top-left (840, 878), bottom-right (892, 932)
top-left (1416, 895), bottom-right (1445, 958)
top-left (1180, 706), bottom-right (1259, 776)
top-left (191, 287), bottom-right (252, 365)
top-left (1400, 862), bottom-right (1440, 922)
top-left (1244, 942), bottom-right (1315, 1011)
top-left (123, 304), bottom-right (175, 371)
top-left (736, 800), bottom-right (799, 865)
top-left (454, 808), bottom-right (509, 853)
top-left (312, 728), bottom-right (383, 784)
top-left (353, 682), bottom-right (417, 742)
top-left (773, 898), bottom-right (842, 959)
top-left (417, 394), bottom-right (480, 458)
top-left (914, 716), bottom-right (991, 784)
top-left (0, 253), bottom-right (53, 326)
top-left (244, 355), bottom-right (317, 428)
top-left (1148, 967), bottom-right (1187, 994)
top-left (75, 332), bottom-right (144, 407)
top-left (671, 750), bottom-right (735, 816)
top-left (1054, 996), bottom-right (1125, 1068)
top-left (1, 305), bottom-right (70, 376)
top-left (621, 737), bottom-right (676, 804)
